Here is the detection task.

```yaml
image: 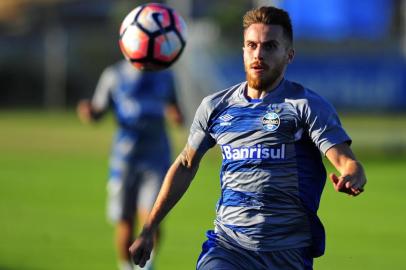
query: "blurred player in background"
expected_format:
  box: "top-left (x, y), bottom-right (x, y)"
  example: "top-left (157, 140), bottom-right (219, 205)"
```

top-left (77, 59), bottom-right (183, 270)
top-left (128, 6), bottom-right (366, 270)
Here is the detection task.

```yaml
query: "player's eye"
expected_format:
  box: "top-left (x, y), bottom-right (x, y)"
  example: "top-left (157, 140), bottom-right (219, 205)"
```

top-left (263, 43), bottom-right (277, 51)
top-left (246, 42), bottom-right (257, 49)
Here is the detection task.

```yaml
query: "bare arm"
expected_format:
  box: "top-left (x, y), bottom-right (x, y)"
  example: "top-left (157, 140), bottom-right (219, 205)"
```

top-left (326, 142), bottom-right (367, 196)
top-left (77, 66), bottom-right (114, 124)
top-left (76, 99), bottom-right (104, 124)
top-left (129, 143), bottom-right (204, 267)
top-left (166, 103), bottom-right (184, 126)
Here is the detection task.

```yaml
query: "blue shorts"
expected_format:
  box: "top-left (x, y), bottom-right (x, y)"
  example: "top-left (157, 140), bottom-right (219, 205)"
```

top-left (197, 231), bottom-right (313, 270)
top-left (106, 131), bottom-right (167, 223)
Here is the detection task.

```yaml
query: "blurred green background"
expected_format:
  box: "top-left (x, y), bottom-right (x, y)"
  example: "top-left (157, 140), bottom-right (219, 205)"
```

top-left (1, 112), bottom-right (405, 269)
top-left (1, 0), bottom-right (406, 269)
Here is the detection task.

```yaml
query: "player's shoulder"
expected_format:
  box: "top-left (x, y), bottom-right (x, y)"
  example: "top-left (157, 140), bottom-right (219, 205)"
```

top-left (284, 79), bottom-right (333, 108)
top-left (104, 60), bottom-right (132, 79)
top-left (111, 60), bottom-right (130, 72)
top-left (201, 81), bottom-right (246, 109)
top-left (284, 79), bottom-right (321, 100)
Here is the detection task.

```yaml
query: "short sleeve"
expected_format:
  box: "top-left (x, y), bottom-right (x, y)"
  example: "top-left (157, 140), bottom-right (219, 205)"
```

top-left (91, 67), bottom-right (116, 112)
top-left (187, 97), bottom-right (216, 154)
top-left (301, 91), bottom-right (351, 155)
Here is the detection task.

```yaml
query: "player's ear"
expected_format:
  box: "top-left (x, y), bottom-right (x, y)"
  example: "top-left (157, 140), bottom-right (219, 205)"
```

top-left (242, 45), bottom-right (247, 56)
top-left (286, 48), bottom-right (295, 63)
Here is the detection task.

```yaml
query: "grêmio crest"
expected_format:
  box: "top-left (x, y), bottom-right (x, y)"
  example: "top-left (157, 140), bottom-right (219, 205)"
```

top-left (262, 104), bottom-right (283, 132)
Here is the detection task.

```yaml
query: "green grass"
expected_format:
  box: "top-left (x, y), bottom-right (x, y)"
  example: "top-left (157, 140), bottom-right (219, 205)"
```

top-left (0, 110), bottom-right (405, 270)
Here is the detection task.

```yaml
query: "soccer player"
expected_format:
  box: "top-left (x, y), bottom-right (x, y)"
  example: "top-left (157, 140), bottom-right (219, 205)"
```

top-left (129, 6), bottom-right (367, 270)
top-left (77, 59), bottom-right (183, 270)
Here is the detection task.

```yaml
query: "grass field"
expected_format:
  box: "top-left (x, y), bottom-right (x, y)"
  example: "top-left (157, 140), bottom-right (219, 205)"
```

top-left (0, 110), bottom-right (405, 270)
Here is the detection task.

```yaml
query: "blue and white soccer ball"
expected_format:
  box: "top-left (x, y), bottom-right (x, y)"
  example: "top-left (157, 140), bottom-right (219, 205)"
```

top-left (119, 3), bottom-right (187, 71)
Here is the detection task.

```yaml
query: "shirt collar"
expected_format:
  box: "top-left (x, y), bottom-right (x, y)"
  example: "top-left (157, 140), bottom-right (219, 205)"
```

top-left (238, 78), bottom-right (286, 104)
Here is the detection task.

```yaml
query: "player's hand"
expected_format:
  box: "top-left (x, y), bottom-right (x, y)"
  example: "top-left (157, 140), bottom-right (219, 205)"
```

top-left (76, 99), bottom-right (92, 123)
top-left (329, 169), bottom-right (366, 196)
top-left (129, 228), bottom-right (154, 268)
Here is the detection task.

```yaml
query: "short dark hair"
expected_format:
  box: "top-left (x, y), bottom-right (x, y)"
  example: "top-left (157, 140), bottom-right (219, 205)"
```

top-left (243, 6), bottom-right (293, 44)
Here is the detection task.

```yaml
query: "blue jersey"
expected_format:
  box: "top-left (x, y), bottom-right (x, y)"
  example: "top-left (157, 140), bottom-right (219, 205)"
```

top-left (92, 60), bottom-right (177, 169)
top-left (188, 79), bottom-right (351, 257)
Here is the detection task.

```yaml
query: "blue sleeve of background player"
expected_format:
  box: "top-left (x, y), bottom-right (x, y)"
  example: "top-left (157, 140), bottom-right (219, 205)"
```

top-left (91, 66), bottom-right (116, 112)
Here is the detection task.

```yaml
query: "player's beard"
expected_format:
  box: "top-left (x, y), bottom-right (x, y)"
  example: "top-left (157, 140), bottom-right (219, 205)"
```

top-left (246, 61), bottom-right (284, 91)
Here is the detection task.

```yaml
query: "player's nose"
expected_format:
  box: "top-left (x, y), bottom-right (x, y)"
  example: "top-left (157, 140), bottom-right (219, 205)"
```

top-left (253, 45), bottom-right (265, 60)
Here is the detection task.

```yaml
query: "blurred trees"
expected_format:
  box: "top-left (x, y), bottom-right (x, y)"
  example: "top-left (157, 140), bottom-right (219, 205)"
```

top-left (0, 0), bottom-right (404, 109)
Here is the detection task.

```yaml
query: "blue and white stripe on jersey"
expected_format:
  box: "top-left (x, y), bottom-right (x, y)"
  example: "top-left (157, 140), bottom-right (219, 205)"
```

top-left (92, 60), bottom-right (176, 174)
top-left (188, 79), bottom-right (351, 256)
top-left (92, 60), bottom-right (177, 129)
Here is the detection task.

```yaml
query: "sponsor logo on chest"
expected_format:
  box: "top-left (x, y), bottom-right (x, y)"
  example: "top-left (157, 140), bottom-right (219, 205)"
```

top-left (221, 144), bottom-right (286, 161)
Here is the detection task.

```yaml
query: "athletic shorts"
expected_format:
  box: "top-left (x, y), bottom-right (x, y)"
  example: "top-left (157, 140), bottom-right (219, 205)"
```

top-left (197, 230), bottom-right (313, 270)
top-left (106, 131), bottom-right (168, 223)
top-left (107, 167), bottom-right (164, 223)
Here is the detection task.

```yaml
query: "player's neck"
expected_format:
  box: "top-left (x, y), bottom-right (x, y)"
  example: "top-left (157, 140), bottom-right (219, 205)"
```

top-left (246, 76), bottom-right (284, 99)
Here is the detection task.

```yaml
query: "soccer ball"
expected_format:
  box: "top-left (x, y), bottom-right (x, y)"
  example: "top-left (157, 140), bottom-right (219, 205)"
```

top-left (119, 3), bottom-right (187, 71)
